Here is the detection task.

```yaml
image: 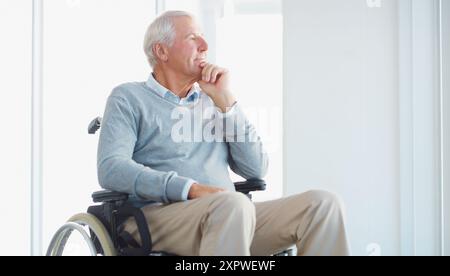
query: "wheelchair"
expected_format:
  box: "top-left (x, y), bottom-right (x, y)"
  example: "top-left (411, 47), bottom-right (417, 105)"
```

top-left (46, 117), bottom-right (293, 256)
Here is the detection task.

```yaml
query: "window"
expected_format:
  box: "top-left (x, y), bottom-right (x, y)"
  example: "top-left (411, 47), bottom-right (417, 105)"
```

top-left (42, 0), bottom-right (156, 252)
top-left (162, 0), bottom-right (284, 201)
top-left (216, 0), bottom-right (283, 201)
top-left (3, 0), bottom-right (282, 255)
top-left (0, 0), bottom-right (32, 256)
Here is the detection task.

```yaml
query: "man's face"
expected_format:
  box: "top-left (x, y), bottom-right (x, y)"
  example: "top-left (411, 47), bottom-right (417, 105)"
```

top-left (166, 16), bottom-right (208, 80)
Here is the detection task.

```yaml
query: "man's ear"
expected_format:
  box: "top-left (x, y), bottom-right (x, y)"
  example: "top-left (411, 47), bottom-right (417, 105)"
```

top-left (153, 44), bottom-right (169, 63)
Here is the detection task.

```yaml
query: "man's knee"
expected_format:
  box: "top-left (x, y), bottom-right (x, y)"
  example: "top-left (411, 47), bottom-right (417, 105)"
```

top-left (301, 190), bottom-right (345, 212)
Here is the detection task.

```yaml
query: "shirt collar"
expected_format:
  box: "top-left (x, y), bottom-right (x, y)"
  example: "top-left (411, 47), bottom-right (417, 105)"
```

top-left (145, 73), bottom-right (200, 105)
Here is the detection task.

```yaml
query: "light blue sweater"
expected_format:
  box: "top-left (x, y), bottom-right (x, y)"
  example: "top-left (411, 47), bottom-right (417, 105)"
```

top-left (97, 75), bottom-right (268, 206)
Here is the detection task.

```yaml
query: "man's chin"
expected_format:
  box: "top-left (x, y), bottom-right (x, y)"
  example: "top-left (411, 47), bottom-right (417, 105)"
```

top-left (184, 66), bottom-right (202, 81)
top-left (191, 71), bottom-right (203, 82)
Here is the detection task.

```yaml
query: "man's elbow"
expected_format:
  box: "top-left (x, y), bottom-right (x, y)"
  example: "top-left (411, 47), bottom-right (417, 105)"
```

top-left (246, 158), bottom-right (269, 180)
top-left (97, 166), bottom-right (112, 191)
top-left (255, 159), bottom-right (269, 179)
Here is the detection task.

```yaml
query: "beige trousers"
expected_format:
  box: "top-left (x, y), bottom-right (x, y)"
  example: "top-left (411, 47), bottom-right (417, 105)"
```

top-left (124, 190), bottom-right (350, 256)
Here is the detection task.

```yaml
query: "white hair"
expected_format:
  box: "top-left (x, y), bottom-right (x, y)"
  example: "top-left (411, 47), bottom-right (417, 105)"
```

top-left (143, 11), bottom-right (194, 68)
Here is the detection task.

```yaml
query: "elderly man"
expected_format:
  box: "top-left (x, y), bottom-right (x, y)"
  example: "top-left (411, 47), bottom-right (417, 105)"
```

top-left (97, 10), bottom-right (350, 256)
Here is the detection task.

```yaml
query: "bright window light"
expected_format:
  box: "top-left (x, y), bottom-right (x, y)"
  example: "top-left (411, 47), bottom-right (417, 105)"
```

top-left (216, 0), bottom-right (283, 201)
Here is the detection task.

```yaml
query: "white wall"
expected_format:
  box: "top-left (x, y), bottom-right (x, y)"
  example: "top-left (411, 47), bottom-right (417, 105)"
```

top-left (283, 0), bottom-right (400, 255)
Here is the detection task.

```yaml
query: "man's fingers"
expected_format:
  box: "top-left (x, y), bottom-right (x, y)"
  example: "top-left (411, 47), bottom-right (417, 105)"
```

top-left (202, 64), bottom-right (215, 82)
top-left (202, 63), bottom-right (223, 83)
top-left (211, 68), bottom-right (221, 83)
top-left (201, 64), bottom-right (209, 81)
top-left (212, 67), bottom-right (228, 83)
top-left (203, 64), bottom-right (227, 83)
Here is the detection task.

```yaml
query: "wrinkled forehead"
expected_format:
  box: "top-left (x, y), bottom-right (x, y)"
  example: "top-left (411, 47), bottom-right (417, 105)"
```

top-left (172, 16), bottom-right (203, 37)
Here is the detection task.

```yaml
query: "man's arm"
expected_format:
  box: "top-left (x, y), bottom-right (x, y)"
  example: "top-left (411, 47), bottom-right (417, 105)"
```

top-left (198, 63), bottom-right (269, 180)
top-left (97, 87), bottom-right (195, 203)
top-left (222, 104), bottom-right (269, 179)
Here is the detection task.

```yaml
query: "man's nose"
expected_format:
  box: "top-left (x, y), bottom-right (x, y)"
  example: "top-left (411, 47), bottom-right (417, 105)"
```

top-left (198, 37), bottom-right (208, 52)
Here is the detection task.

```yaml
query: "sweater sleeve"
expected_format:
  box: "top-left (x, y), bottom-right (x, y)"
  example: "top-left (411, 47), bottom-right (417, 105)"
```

top-left (220, 104), bottom-right (269, 180)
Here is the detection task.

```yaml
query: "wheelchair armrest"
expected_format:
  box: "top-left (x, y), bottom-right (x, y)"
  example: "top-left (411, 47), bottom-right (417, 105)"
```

top-left (234, 179), bottom-right (266, 194)
top-left (92, 190), bottom-right (128, 203)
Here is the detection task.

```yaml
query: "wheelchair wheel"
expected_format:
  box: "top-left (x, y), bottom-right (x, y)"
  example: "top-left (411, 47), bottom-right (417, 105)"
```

top-left (46, 213), bottom-right (116, 256)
